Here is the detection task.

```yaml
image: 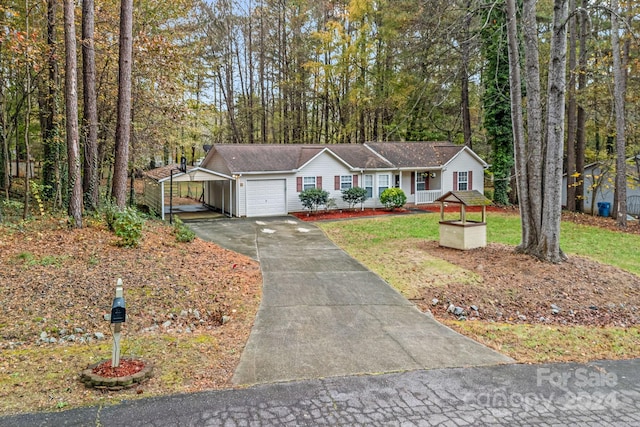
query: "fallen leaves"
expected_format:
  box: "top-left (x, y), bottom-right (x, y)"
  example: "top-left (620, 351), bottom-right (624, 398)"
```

top-left (0, 216), bottom-right (262, 415)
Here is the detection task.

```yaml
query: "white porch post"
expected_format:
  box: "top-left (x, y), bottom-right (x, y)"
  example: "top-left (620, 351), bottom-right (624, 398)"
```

top-left (160, 181), bottom-right (165, 220)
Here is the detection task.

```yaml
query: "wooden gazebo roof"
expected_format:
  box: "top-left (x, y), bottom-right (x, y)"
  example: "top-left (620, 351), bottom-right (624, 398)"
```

top-left (435, 190), bottom-right (492, 224)
top-left (435, 190), bottom-right (492, 206)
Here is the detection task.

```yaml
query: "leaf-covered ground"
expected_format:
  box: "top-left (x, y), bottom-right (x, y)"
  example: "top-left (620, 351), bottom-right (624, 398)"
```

top-left (0, 217), bottom-right (261, 415)
top-left (317, 208), bottom-right (640, 363)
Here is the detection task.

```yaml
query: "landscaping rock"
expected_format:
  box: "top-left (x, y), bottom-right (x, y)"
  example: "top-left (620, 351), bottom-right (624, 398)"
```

top-left (162, 320), bottom-right (172, 328)
top-left (453, 307), bottom-right (465, 316)
top-left (431, 298), bottom-right (439, 306)
top-left (94, 332), bottom-right (105, 340)
top-left (447, 304), bottom-right (455, 314)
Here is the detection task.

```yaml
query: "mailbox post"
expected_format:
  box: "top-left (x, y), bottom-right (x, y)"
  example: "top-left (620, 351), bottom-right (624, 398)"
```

top-left (111, 278), bottom-right (126, 367)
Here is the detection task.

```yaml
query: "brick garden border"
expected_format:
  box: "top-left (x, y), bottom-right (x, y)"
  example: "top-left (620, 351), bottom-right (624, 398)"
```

top-left (80, 358), bottom-right (153, 391)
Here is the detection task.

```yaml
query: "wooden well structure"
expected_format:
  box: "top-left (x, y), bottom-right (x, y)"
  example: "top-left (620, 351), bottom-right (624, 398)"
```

top-left (435, 190), bottom-right (492, 250)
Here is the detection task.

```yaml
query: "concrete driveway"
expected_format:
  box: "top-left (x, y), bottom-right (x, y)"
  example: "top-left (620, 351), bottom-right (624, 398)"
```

top-left (187, 217), bottom-right (513, 386)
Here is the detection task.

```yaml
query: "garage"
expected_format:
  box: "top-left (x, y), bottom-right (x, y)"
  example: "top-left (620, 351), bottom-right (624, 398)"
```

top-left (246, 179), bottom-right (287, 217)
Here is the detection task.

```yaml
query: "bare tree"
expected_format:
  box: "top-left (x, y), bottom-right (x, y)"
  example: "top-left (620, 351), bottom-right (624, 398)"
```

top-left (506, 0), bottom-right (569, 262)
top-left (575, 0), bottom-right (588, 213)
top-left (610, 0), bottom-right (627, 228)
top-left (82, 0), bottom-right (99, 211)
top-left (565, 0), bottom-right (577, 212)
top-left (112, 0), bottom-right (133, 208)
top-left (64, 0), bottom-right (83, 227)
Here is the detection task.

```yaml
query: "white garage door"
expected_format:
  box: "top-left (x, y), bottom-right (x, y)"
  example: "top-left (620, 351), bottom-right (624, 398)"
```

top-left (246, 179), bottom-right (287, 217)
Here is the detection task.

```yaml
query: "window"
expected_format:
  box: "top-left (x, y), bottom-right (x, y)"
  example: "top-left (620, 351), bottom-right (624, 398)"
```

top-left (416, 172), bottom-right (428, 191)
top-left (457, 171), bottom-right (468, 191)
top-left (303, 176), bottom-right (316, 190)
top-left (364, 174), bottom-right (373, 198)
top-left (340, 175), bottom-right (353, 190)
top-left (378, 174), bottom-right (390, 195)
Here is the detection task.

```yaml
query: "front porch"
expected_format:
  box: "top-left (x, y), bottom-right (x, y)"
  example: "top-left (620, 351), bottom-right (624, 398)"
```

top-left (414, 190), bottom-right (443, 204)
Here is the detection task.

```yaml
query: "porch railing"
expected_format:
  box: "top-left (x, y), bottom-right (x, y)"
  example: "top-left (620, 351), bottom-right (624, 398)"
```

top-left (415, 190), bottom-right (442, 204)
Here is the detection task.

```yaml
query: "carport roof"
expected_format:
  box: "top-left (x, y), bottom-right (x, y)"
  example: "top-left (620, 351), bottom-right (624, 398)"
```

top-left (144, 164), bottom-right (233, 183)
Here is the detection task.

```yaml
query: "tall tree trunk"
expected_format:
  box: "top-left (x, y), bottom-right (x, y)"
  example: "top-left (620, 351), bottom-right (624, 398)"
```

top-left (521, 0), bottom-right (544, 252)
top-left (611, 0), bottom-right (627, 228)
top-left (82, 0), bottom-right (99, 211)
top-left (247, 0), bottom-right (255, 144)
top-left (22, 0), bottom-right (32, 220)
top-left (64, 0), bottom-right (83, 227)
top-left (0, 41), bottom-right (7, 197)
top-left (112, 0), bottom-right (133, 208)
top-left (565, 0), bottom-right (577, 212)
top-left (505, 0), bottom-right (530, 246)
top-left (42, 0), bottom-right (61, 203)
top-left (482, 1), bottom-right (513, 206)
top-left (507, 0), bottom-right (568, 263)
top-left (461, 0), bottom-right (473, 148)
top-left (539, 0), bottom-right (569, 262)
top-left (575, 0), bottom-right (588, 212)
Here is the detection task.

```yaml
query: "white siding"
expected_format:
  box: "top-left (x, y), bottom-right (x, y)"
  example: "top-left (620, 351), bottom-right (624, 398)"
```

top-left (443, 150), bottom-right (485, 194)
top-left (205, 180), bottom-right (235, 216)
top-left (562, 165), bottom-right (640, 214)
top-left (292, 153), bottom-right (354, 211)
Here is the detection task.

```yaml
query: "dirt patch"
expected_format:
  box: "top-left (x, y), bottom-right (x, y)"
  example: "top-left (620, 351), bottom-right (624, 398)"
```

top-left (414, 241), bottom-right (640, 327)
top-left (309, 206), bottom-right (640, 328)
top-left (0, 218), bottom-right (262, 414)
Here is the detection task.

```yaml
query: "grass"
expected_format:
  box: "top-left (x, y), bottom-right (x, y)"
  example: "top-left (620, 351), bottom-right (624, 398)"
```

top-left (0, 333), bottom-right (227, 415)
top-left (442, 320), bottom-right (640, 364)
top-left (320, 212), bottom-right (640, 275)
top-left (318, 212), bottom-right (640, 363)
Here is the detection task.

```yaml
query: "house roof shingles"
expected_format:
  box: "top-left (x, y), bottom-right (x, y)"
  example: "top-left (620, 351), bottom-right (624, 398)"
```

top-left (207, 142), bottom-right (468, 174)
top-left (365, 142), bottom-right (462, 169)
top-left (214, 144), bottom-right (304, 172)
top-left (143, 164), bottom-right (194, 181)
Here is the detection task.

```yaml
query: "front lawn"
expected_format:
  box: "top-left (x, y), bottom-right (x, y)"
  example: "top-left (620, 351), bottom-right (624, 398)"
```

top-left (318, 212), bottom-right (640, 363)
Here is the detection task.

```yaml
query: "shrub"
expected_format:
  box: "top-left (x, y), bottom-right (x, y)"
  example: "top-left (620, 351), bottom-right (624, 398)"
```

top-left (102, 200), bottom-right (119, 232)
top-left (341, 187), bottom-right (368, 210)
top-left (299, 188), bottom-right (330, 214)
top-left (173, 217), bottom-right (196, 243)
top-left (379, 188), bottom-right (407, 210)
top-left (112, 206), bottom-right (145, 247)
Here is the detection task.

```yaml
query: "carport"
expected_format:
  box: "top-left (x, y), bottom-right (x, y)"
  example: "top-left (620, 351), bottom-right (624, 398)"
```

top-left (143, 165), bottom-right (234, 220)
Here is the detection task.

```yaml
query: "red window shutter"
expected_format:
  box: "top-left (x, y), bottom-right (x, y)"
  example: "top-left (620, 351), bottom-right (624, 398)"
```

top-left (317, 176), bottom-right (322, 189)
top-left (453, 172), bottom-right (458, 191)
top-left (353, 175), bottom-right (358, 187)
top-left (426, 174), bottom-right (430, 190)
top-left (411, 173), bottom-right (415, 195)
top-left (335, 176), bottom-right (340, 190)
top-left (468, 170), bottom-right (473, 190)
top-left (297, 177), bottom-right (302, 192)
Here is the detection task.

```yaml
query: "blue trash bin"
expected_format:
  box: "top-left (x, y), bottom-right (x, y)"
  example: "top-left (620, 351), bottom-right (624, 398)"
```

top-left (597, 202), bottom-right (611, 217)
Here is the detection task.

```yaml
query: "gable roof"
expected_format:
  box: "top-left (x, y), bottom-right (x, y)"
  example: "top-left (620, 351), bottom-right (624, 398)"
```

top-left (205, 142), bottom-right (478, 174)
top-left (365, 142), bottom-right (470, 169)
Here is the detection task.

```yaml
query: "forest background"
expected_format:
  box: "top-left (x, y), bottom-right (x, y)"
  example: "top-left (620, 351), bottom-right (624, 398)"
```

top-left (1, 0), bottom-right (639, 224)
